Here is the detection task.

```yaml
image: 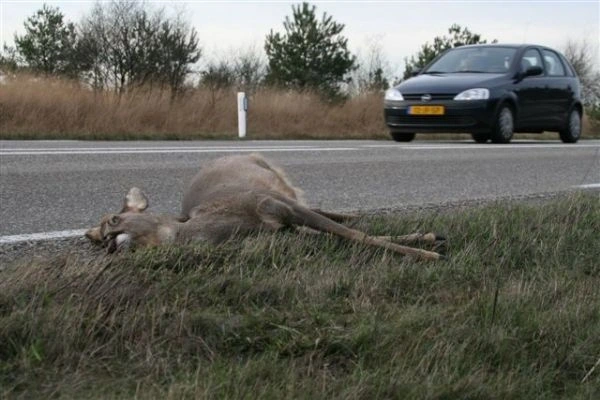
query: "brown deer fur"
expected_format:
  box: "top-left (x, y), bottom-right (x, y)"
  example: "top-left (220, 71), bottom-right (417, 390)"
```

top-left (85, 153), bottom-right (444, 260)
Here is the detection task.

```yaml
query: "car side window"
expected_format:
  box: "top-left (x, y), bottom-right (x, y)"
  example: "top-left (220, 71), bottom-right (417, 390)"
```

top-left (521, 49), bottom-right (543, 73)
top-left (542, 50), bottom-right (566, 76)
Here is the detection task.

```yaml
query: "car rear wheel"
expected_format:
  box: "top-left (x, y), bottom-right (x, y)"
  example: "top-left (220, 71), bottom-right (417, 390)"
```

top-left (471, 133), bottom-right (489, 143)
top-left (491, 106), bottom-right (514, 144)
top-left (390, 132), bottom-right (416, 142)
top-left (559, 109), bottom-right (581, 143)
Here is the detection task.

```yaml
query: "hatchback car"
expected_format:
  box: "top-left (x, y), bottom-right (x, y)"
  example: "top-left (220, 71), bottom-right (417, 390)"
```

top-left (384, 44), bottom-right (583, 143)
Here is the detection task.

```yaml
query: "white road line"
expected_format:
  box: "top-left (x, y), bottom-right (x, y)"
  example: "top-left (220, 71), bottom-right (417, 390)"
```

top-left (0, 147), bottom-right (359, 156)
top-left (2, 142), bottom-right (598, 155)
top-left (574, 183), bottom-right (600, 189)
top-left (0, 229), bottom-right (87, 244)
top-left (363, 143), bottom-right (600, 150)
top-left (0, 145), bottom-right (319, 151)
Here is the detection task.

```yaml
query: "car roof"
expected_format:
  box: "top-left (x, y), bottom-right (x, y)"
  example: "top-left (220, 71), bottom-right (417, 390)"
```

top-left (457, 43), bottom-right (559, 52)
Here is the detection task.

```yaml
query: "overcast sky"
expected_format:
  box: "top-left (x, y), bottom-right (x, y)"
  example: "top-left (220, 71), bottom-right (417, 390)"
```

top-left (1, 0), bottom-right (599, 76)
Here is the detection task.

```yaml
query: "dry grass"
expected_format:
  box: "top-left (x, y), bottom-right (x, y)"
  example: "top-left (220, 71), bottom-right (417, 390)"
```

top-left (2, 74), bottom-right (598, 140)
top-left (0, 75), bottom-right (388, 140)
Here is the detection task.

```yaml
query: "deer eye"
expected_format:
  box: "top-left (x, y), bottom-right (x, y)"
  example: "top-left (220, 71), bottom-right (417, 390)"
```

top-left (108, 215), bottom-right (121, 226)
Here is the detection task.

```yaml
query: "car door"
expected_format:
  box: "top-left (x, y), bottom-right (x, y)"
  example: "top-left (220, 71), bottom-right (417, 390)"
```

top-left (541, 48), bottom-right (571, 128)
top-left (513, 48), bottom-right (547, 129)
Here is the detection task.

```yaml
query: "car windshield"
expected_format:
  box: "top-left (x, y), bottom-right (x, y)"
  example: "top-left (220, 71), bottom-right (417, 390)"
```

top-left (424, 47), bottom-right (517, 74)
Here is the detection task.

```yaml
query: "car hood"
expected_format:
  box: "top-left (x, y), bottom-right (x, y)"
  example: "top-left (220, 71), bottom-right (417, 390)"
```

top-left (397, 73), bottom-right (505, 94)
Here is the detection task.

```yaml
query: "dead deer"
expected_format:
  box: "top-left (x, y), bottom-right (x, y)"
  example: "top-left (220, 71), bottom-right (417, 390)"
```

top-left (85, 153), bottom-right (445, 260)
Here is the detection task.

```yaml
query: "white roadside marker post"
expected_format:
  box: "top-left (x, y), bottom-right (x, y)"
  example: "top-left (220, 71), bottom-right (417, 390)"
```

top-left (238, 92), bottom-right (247, 138)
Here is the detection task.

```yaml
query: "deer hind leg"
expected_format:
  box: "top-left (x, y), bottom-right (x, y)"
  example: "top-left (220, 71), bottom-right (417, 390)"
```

top-left (311, 209), bottom-right (358, 223)
top-left (374, 232), bottom-right (445, 245)
top-left (257, 195), bottom-right (443, 261)
top-left (296, 229), bottom-right (446, 251)
top-left (308, 209), bottom-right (443, 246)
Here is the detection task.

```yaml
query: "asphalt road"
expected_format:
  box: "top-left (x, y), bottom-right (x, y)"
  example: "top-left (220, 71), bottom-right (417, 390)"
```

top-left (1, 140), bottom-right (599, 239)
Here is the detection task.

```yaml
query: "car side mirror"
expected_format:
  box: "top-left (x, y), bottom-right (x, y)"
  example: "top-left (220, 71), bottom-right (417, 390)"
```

top-left (524, 65), bottom-right (543, 77)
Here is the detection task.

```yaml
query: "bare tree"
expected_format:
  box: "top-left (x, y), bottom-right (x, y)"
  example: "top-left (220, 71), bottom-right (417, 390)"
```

top-left (153, 13), bottom-right (201, 98)
top-left (564, 39), bottom-right (600, 105)
top-left (78, 1), bottom-right (200, 96)
top-left (199, 57), bottom-right (236, 106)
top-left (0, 45), bottom-right (22, 73)
top-left (232, 45), bottom-right (267, 93)
top-left (199, 46), bottom-right (266, 103)
top-left (351, 36), bottom-right (391, 95)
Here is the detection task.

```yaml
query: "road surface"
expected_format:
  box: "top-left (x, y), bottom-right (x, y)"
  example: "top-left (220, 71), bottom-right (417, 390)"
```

top-left (1, 140), bottom-right (598, 242)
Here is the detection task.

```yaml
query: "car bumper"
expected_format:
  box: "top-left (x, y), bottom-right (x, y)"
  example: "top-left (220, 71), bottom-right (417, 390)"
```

top-left (384, 100), bottom-right (498, 133)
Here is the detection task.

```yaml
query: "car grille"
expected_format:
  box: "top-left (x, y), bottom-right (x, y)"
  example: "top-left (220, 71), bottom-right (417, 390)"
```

top-left (386, 115), bottom-right (476, 126)
top-left (403, 94), bottom-right (456, 101)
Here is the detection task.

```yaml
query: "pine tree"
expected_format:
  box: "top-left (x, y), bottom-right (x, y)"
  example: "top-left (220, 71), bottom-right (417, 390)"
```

top-left (14, 4), bottom-right (78, 76)
top-left (265, 2), bottom-right (357, 99)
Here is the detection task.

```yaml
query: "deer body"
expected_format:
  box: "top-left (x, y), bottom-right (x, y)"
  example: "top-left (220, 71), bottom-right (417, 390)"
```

top-left (86, 154), bottom-right (444, 260)
top-left (181, 153), bottom-right (305, 218)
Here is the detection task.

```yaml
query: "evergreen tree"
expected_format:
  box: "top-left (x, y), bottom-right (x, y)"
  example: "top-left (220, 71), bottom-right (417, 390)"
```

top-left (14, 4), bottom-right (78, 76)
top-left (265, 2), bottom-right (357, 99)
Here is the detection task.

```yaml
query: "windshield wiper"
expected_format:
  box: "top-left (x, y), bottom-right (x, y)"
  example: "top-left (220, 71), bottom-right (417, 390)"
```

top-left (454, 70), bottom-right (486, 73)
top-left (421, 70), bottom-right (446, 74)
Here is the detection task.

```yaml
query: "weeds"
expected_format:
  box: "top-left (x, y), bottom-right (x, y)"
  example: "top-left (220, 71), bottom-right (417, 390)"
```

top-left (1, 194), bottom-right (599, 399)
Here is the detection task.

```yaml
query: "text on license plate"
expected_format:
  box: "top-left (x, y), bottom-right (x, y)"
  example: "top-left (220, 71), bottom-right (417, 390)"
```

top-left (408, 105), bottom-right (445, 115)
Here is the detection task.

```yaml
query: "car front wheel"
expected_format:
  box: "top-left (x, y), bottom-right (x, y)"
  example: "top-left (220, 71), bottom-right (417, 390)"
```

top-left (491, 106), bottom-right (514, 144)
top-left (390, 132), bottom-right (416, 142)
top-left (559, 109), bottom-right (581, 143)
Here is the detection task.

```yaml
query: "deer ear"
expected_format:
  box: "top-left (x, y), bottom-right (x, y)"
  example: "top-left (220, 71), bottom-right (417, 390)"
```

top-left (122, 187), bottom-right (149, 213)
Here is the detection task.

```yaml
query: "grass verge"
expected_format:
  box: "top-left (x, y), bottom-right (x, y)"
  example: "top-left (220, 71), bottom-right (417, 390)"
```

top-left (1, 194), bottom-right (599, 399)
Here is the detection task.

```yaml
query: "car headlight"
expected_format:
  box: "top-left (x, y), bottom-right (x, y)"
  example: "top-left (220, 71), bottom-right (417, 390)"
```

top-left (385, 88), bottom-right (404, 101)
top-left (454, 88), bottom-right (489, 100)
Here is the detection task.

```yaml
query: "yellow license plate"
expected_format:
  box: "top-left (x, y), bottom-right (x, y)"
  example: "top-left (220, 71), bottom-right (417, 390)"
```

top-left (408, 105), bottom-right (445, 115)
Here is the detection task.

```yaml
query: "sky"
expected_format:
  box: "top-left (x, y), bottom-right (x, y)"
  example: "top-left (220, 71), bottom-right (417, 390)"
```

top-left (1, 0), bottom-right (599, 76)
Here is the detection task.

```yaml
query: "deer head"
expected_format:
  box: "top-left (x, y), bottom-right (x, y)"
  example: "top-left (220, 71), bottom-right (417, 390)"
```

top-left (85, 187), bottom-right (177, 252)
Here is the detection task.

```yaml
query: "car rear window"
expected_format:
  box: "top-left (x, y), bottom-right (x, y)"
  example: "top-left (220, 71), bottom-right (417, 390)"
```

top-left (542, 49), bottom-right (566, 76)
top-left (425, 47), bottom-right (517, 74)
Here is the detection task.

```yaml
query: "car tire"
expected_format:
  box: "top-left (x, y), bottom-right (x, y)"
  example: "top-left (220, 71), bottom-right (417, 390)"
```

top-left (559, 109), bottom-right (581, 143)
top-left (491, 105), bottom-right (514, 144)
top-left (390, 132), bottom-right (416, 142)
top-left (471, 133), bottom-right (489, 143)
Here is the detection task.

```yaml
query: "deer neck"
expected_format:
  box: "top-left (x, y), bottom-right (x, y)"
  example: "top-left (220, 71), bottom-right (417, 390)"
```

top-left (150, 216), bottom-right (184, 245)
top-left (174, 218), bottom-right (212, 245)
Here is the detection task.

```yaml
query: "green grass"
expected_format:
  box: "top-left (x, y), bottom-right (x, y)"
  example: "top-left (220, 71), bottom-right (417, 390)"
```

top-left (1, 194), bottom-right (599, 399)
